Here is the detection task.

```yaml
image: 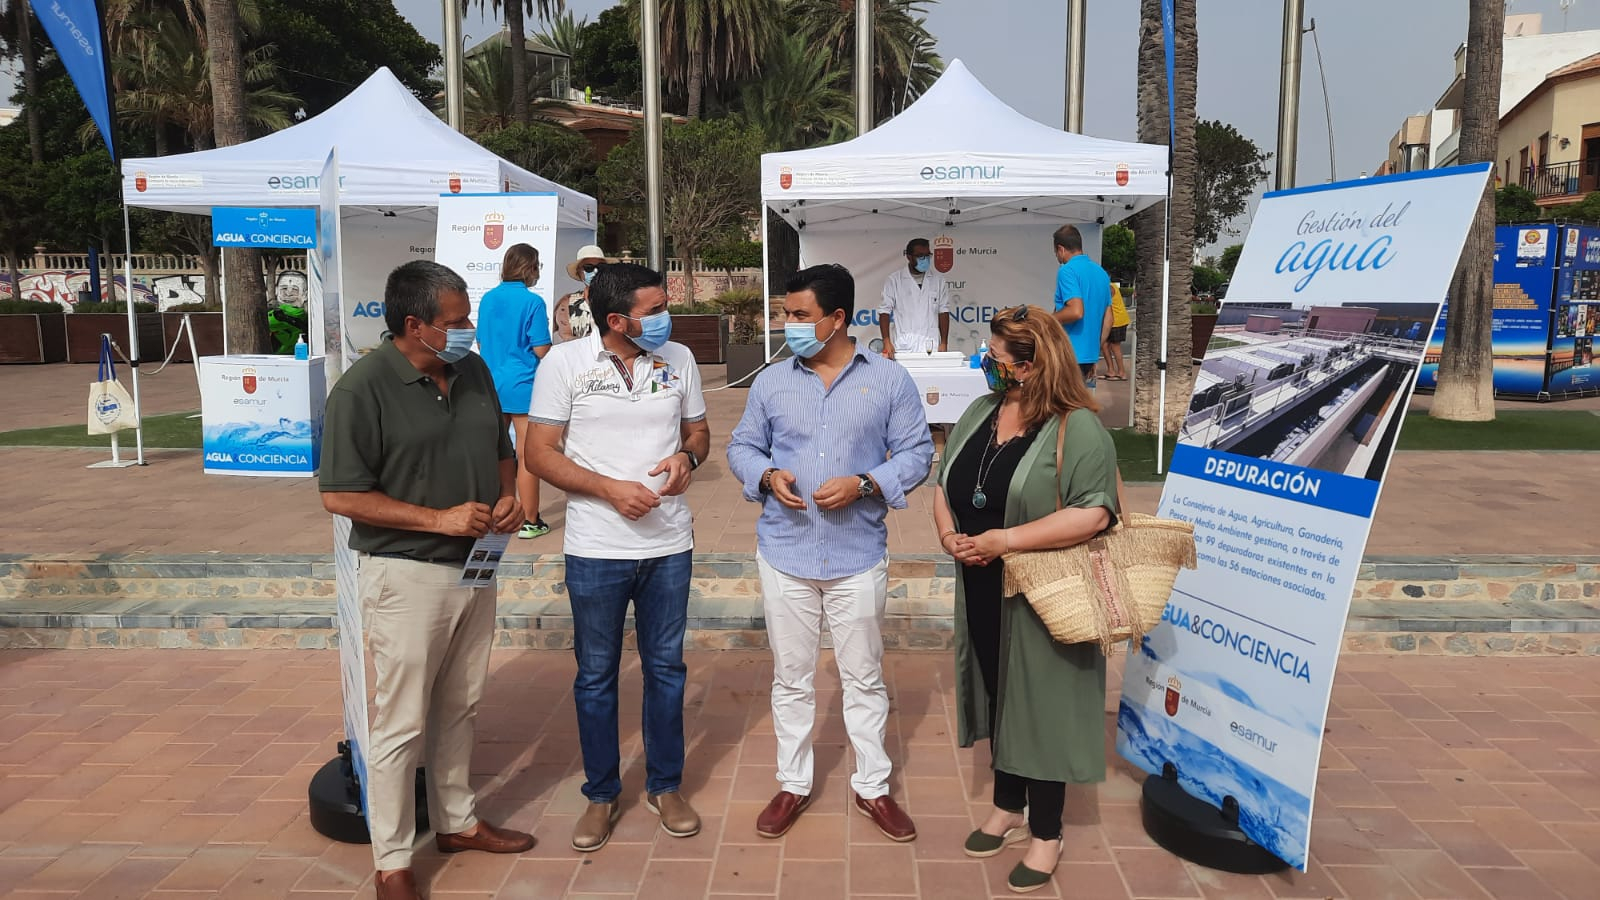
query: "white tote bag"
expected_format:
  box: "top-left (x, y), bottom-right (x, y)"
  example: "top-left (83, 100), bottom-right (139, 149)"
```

top-left (87, 335), bottom-right (137, 435)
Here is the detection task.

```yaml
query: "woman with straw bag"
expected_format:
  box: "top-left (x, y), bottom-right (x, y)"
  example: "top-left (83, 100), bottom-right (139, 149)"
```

top-left (933, 305), bottom-right (1118, 894)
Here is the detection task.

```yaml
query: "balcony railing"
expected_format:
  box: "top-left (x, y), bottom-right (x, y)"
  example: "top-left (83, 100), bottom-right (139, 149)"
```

top-left (1521, 158), bottom-right (1600, 200)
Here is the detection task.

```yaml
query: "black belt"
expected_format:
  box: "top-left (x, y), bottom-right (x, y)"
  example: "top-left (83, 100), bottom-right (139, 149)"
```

top-left (368, 552), bottom-right (467, 566)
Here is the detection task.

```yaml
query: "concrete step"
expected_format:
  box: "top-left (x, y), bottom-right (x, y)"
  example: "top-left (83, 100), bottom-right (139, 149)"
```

top-left (2, 553), bottom-right (1597, 655)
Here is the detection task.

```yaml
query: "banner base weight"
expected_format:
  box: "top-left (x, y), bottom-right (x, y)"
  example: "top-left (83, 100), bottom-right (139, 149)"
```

top-left (308, 749), bottom-right (429, 844)
top-left (1140, 769), bottom-right (1288, 875)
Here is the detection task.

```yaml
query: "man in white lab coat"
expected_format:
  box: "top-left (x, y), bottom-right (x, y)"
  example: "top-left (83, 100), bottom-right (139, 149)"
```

top-left (877, 238), bottom-right (950, 359)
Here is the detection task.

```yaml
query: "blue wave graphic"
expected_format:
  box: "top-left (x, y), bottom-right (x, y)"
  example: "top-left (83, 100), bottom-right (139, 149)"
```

top-left (1116, 701), bottom-right (1310, 869)
top-left (203, 417), bottom-right (320, 472)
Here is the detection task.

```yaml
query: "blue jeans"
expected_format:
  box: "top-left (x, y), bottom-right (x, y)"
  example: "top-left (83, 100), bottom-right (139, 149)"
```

top-left (565, 550), bottom-right (692, 801)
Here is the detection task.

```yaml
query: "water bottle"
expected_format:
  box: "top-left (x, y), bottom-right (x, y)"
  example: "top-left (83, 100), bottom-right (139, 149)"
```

top-left (970, 340), bottom-right (987, 369)
top-left (294, 334), bottom-right (308, 360)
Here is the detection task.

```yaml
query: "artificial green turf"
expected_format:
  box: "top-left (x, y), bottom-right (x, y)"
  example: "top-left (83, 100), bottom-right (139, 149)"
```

top-left (0, 411), bottom-right (203, 449)
top-left (1390, 409), bottom-right (1600, 451)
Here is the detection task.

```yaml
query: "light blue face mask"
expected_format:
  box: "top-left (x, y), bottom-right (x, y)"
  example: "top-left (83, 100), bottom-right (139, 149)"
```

top-left (424, 322), bottom-right (476, 364)
top-left (784, 314), bottom-right (840, 359)
top-left (583, 269), bottom-right (596, 286)
top-left (623, 310), bottom-right (672, 352)
top-left (913, 255), bottom-right (932, 274)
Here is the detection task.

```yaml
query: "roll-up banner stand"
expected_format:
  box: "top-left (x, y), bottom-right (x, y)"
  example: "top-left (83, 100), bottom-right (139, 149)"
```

top-left (1116, 164), bottom-right (1491, 871)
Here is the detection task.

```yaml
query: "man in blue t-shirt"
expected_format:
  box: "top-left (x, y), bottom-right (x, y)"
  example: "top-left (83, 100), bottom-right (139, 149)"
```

top-left (1051, 224), bottom-right (1112, 386)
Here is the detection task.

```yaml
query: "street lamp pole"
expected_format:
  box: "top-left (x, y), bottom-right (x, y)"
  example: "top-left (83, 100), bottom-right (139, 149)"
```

top-left (1064, 0), bottom-right (1086, 132)
top-left (642, 0), bottom-right (665, 270)
top-left (856, 0), bottom-right (873, 135)
top-left (443, 0), bottom-right (464, 131)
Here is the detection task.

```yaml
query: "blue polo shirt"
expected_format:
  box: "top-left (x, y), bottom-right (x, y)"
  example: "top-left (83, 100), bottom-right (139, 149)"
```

top-left (1053, 254), bottom-right (1112, 366)
top-left (476, 280), bottom-right (551, 414)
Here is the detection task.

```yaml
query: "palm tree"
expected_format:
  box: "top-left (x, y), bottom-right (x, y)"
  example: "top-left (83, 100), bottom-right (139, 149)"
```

top-left (458, 39), bottom-right (560, 136)
top-left (1432, 0), bottom-right (1504, 422)
top-left (786, 0), bottom-right (943, 125)
top-left (534, 10), bottom-right (586, 59)
top-left (208, 0), bottom-right (271, 354)
top-left (463, 0), bottom-right (566, 126)
top-left (738, 32), bottom-right (852, 150)
top-left (0, 2), bottom-right (45, 162)
top-left (627, 0), bottom-right (783, 119)
top-left (1129, 0), bottom-right (1198, 435)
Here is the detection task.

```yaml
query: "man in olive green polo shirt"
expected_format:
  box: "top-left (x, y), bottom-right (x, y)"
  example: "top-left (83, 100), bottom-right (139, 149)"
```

top-left (320, 261), bottom-right (535, 900)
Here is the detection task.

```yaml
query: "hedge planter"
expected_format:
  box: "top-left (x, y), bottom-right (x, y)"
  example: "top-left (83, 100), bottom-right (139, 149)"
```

top-left (672, 314), bottom-right (727, 365)
top-left (65, 313), bottom-right (165, 364)
top-left (725, 339), bottom-right (792, 386)
top-left (1191, 313), bottom-right (1219, 363)
top-left (0, 314), bottom-right (67, 363)
top-left (161, 312), bottom-right (225, 362)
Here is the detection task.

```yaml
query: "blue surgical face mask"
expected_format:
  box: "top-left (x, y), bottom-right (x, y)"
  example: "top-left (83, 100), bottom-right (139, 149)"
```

top-left (913, 255), bottom-right (931, 274)
top-left (784, 314), bottom-right (839, 359)
top-left (623, 310), bottom-right (672, 352)
top-left (423, 322), bottom-right (476, 364)
top-left (583, 269), bottom-right (596, 286)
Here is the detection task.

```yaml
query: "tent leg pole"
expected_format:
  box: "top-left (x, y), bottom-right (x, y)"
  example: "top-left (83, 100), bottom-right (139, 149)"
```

top-left (760, 208), bottom-right (771, 363)
top-left (122, 198), bottom-right (146, 466)
top-left (1156, 170), bottom-right (1174, 476)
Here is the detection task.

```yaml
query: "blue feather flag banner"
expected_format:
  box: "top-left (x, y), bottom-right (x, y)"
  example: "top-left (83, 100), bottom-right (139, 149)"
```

top-left (1161, 0), bottom-right (1176, 147)
top-left (28, 0), bottom-right (116, 161)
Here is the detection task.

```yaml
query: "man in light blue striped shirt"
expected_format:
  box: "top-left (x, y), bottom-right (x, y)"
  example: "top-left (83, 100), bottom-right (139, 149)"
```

top-left (727, 264), bottom-right (933, 844)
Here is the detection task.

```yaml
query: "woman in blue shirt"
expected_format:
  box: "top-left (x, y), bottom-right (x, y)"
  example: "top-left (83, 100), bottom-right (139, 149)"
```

top-left (477, 243), bottom-right (553, 538)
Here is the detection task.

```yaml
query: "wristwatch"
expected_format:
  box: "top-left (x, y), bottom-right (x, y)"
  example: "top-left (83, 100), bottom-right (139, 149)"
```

top-left (856, 474), bottom-right (875, 498)
top-left (681, 449), bottom-right (701, 470)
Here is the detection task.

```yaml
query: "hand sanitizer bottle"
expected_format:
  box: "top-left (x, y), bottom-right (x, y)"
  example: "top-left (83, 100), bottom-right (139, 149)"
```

top-left (294, 334), bottom-right (309, 360)
top-left (971, 340), bottom-right (986, 369)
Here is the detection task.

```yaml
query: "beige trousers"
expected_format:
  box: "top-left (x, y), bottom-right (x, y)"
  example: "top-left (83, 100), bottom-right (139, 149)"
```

top-left (360, 555), bottom-right (496, 870)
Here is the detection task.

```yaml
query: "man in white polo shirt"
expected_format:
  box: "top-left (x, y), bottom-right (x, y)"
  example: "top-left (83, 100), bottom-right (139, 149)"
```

top-left (525, 262), bottom-right (711, 854)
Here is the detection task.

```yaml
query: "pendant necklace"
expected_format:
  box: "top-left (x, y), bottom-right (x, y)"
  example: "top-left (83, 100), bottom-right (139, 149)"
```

top-left (971, 409), bottom-right (1012, 510)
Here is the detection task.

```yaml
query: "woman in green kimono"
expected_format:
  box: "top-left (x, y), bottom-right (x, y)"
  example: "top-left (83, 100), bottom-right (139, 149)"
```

top-left (933, 305), bottom-right (1120, 894)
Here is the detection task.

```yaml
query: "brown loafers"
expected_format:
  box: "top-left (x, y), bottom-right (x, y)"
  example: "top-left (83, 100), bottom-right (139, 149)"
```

top-left (375, 868), bottom-right (422, 900)
top-left (435, 820), bottom-right (536, 855)
top-left (756, 790), bottom-right (812, 838)
top-left (854, 792), bottom-right (917, 842)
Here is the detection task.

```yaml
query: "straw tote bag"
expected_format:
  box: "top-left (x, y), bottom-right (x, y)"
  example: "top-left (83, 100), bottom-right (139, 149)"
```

top-left (1000, 414), bottom-right (1198, 653)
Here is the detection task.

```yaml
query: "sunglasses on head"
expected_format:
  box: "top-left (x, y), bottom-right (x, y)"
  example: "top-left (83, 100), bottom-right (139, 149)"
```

top-left (1009, 306), bottom-right (1030, 323)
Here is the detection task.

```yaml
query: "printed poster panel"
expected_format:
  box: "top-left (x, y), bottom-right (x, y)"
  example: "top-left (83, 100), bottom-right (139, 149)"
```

top-left (1550, 225), bottom-right (1600, 394)
top-left (1116, 164), bottom-right (1490, 870)
top-left (338, 211), bottom-right (436, 359)
top-left (434, 193), bottom-right (561, 328)
top-left (1416, 224), bottom-right (1561, 396)
top-left (797, 224), bottom-right (1104, 356)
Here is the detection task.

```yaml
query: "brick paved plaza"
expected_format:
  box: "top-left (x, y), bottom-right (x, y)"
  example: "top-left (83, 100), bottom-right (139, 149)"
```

top-left (1, 649), bottom-right (1598, 899)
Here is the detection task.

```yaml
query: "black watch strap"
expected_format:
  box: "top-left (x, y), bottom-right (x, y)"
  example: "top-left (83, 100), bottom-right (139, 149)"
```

top-left (681, 449), bottom-right (701, 470)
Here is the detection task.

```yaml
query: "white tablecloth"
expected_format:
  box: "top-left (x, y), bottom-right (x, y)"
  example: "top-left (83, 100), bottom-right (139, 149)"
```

top-left (900, 362), bottom-right (989, 425)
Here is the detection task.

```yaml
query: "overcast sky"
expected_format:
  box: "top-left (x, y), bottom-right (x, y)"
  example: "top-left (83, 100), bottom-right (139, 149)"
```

top-left (399, 1), bottom-right (1600, 243)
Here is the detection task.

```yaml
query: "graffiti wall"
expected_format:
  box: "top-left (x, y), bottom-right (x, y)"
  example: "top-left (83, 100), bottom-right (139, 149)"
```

top-left (0, 270), bottom-right (234, 312)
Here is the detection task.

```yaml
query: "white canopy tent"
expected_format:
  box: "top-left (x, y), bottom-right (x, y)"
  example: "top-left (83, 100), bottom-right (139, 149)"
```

top-left (119, 66), bottom-right (599, 356)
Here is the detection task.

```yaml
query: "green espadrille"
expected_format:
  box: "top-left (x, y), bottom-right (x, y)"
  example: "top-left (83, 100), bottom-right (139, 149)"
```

top-left (1007, 844), bottom-right (1063, 894)
top-left (963, 825), bottom-right (1029, 858)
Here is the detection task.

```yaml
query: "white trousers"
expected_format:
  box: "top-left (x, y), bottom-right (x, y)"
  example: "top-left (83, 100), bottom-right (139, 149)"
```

top-left (757, 553), bottom-right (892, 799)
top-left (360, 555), bottom-right (496, 870)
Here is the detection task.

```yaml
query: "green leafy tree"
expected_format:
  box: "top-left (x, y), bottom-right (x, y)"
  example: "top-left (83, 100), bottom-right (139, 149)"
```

top-left (1101, 224), bottom-right (1136, 286)
top-left (0, 140), bottom-right (45, 299)
top-left (787, 0), bottom-right (943, 125)
top-left (737, 33), bottom-right (852, 150)
top-left (1194, 119), bottom-right (1270, 249)
top-left (599, 117), bottom-right (764, 303)
top-left (573, 6), bottom-right (641, 100)
top-left (477, 121), bottom-right (596, 195)
top-left (1191, 264), bottom-right (1225, 295)
top-left (256, 0), bottom-right (440, 114)
top-left (1493, 184), bottom-right (1541, 223)
top-left (1559, 192), bottom-right (1600, 224)
top-left (1218, 243), bottom-right (1243, 279)
top-left (624, 0), bottom-right (782, 119)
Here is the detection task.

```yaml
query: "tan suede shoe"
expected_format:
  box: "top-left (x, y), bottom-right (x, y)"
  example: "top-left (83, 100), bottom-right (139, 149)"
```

top-left (571, 801), bottom-right (621, 852)
top-left (646, 791), bottom-right (701, 838)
